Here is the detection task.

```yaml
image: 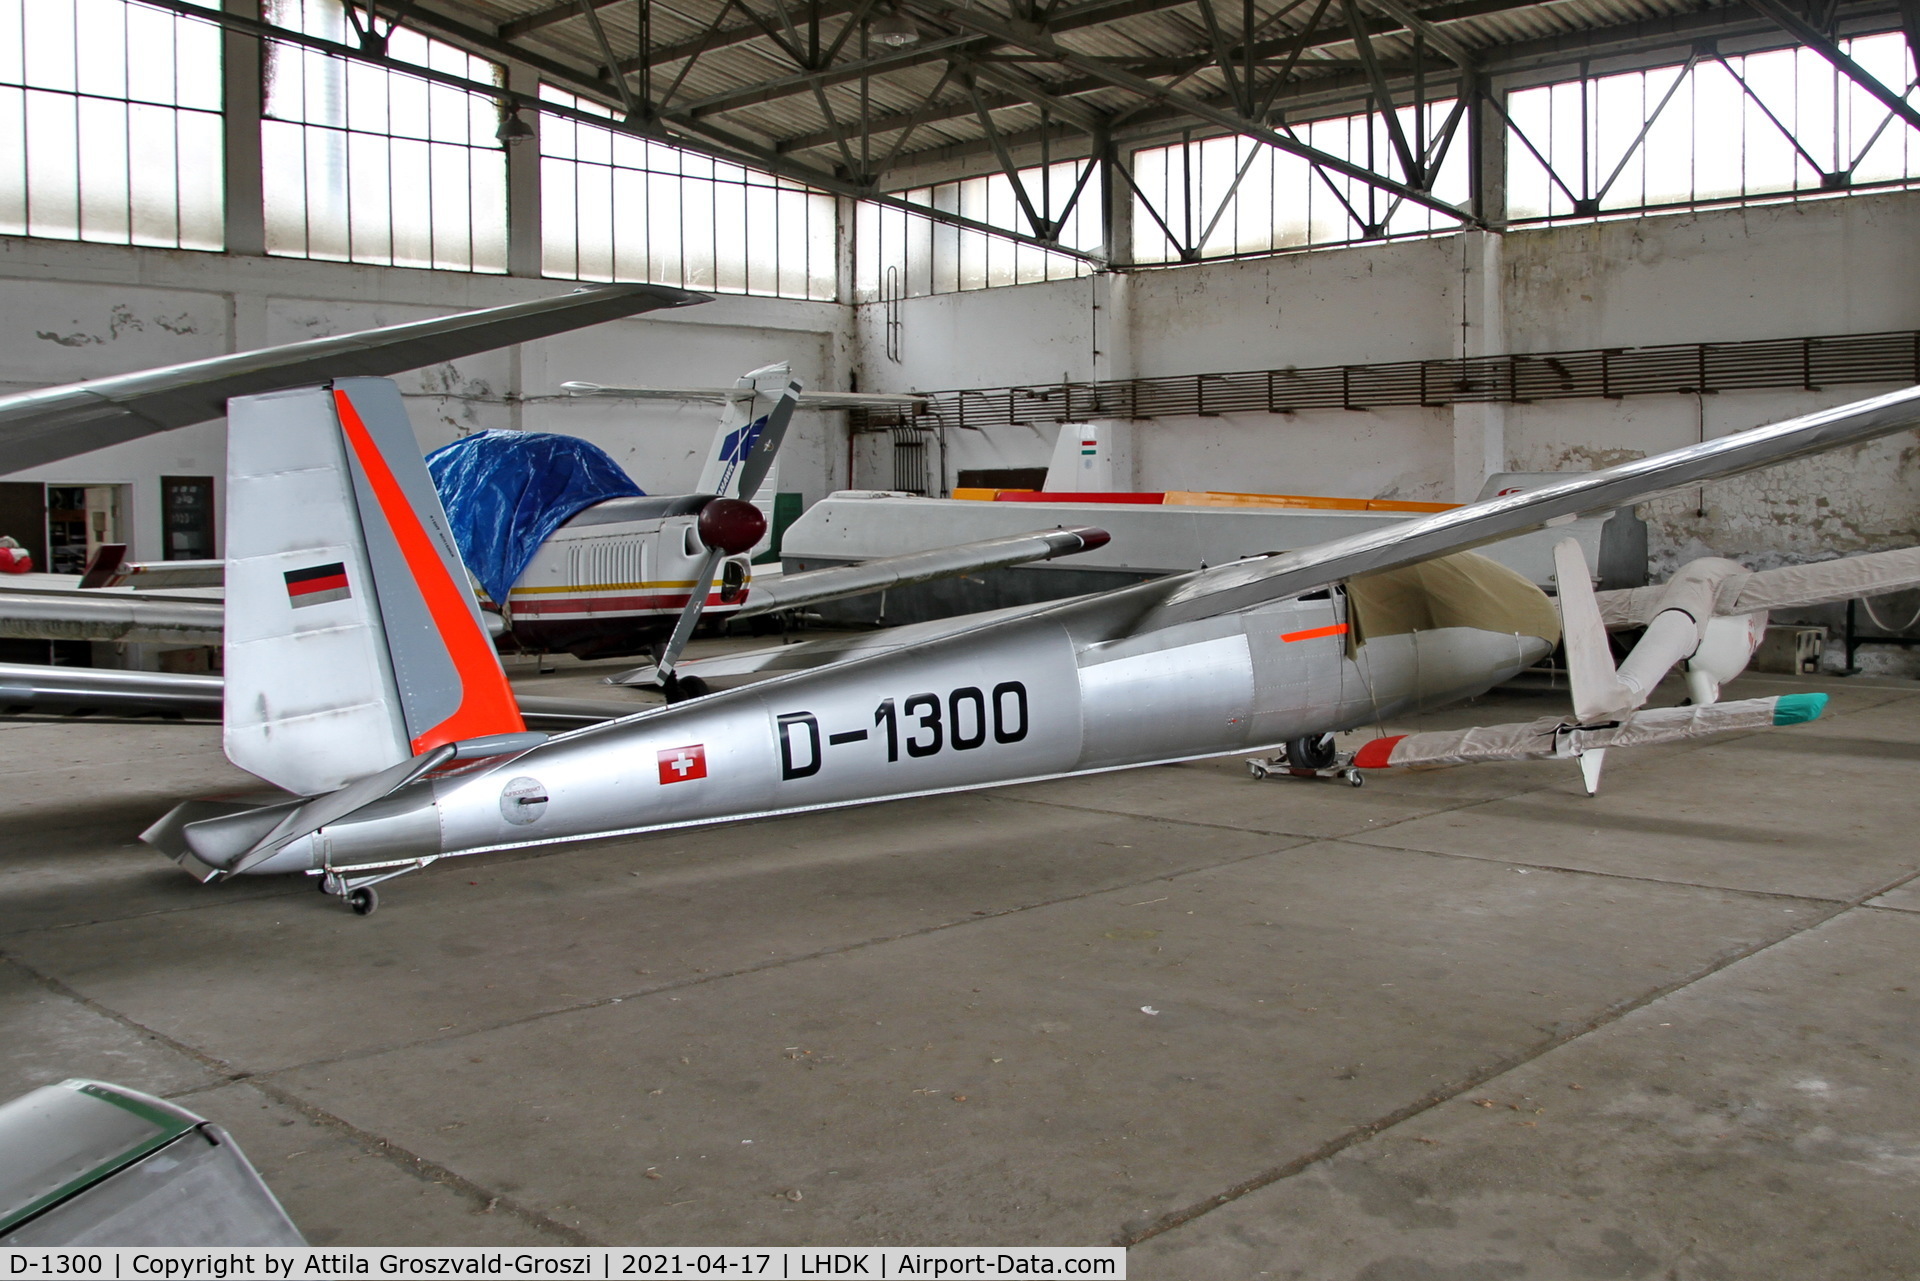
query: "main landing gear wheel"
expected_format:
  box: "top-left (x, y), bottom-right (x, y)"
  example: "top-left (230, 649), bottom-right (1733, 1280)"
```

top-left (1287, 733), bottom-right (1338, 770)
top-left (663, 675), bottom-right (710, 703)
top-left (347, 887), bottom-right (379, 916)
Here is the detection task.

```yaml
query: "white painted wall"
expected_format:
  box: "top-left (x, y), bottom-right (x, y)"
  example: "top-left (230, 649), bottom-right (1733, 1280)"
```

top-left (4, 189), bottom-right (1916, 667)
top-left (855, 192), bottom-right (1920, 582)
top-left (0, 238), bottom-right (852, 561)
top-left (1502, 195), bottom-right (1920, 352)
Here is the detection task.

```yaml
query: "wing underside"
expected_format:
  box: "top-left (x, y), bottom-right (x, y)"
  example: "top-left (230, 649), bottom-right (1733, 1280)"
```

top-left (0, 283), bottom-right (707, 472)
top-left (1128, 386), bottom-right (1920, 634)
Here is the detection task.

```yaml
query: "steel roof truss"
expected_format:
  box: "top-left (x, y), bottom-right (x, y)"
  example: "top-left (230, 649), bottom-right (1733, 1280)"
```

top-left (1358, 0), bottom-right (1475, 68)
top-left (1744, 0), bottom-right (1920, 134)
top-left (1192, 0), bottom-right (1251, 115)
top-left (899, 0), bottom-right (1477, 224)
top-left (1345, 0), bottom-right (1424, 186)
top-left (965, 72), bottom-right (1055, 236)
top-left (657, 0), bottom-right (743, 106)
top-left (577, 0), bottom-right (643, 117)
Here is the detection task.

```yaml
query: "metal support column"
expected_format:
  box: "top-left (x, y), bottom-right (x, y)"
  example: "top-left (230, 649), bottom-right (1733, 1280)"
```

top-left (506, 62), bottom-right (545, 279)
top-left (1466, 73), bottom-right (1506, 230)
top-left (221, 0), bottom-right (265, 256)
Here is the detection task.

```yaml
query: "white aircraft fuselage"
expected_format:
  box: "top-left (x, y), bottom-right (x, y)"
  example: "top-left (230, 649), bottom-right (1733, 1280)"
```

top-left (500, 496), bottom-right (755, 658)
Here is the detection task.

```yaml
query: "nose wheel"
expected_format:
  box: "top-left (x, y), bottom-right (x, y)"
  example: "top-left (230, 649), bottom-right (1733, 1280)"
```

top-left (347, 887), bottom-right (379, 916)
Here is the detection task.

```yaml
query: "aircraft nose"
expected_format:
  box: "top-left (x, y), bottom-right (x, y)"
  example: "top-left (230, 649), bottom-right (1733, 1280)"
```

top-left (697, 497), bottom-right (768, 555)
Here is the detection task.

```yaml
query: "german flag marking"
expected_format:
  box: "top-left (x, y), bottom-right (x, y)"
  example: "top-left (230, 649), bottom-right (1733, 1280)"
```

top-left (1280, 623), bottom-right (1348, 643)
top-left (285, 561), bottom-right (350, 608)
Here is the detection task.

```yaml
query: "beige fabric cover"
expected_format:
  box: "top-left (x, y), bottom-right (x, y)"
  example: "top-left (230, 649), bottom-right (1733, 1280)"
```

top-left (1727, 544), bottom-right (1920, 613)
top-left (1597, 545), bottom-right (1920, 627)
top-left (1348, 551), bottom-right (1561, 650)
top-left (1375, 696), bottom-right (1785, 767)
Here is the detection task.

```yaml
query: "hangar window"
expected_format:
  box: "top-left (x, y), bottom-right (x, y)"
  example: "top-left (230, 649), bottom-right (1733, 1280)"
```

top-left (854, 161), bottom-right (1101, 300)
top-left (1505, 33), bottom-right (1920, 221)
top-left (539, 86), bottom-right (836, 301)
top-left (0, 0), bottom-right (223, 250)
top-left (1127, 103), bottom-right (1470, 264)
top-left (262, 0), bottom-right (507, 272)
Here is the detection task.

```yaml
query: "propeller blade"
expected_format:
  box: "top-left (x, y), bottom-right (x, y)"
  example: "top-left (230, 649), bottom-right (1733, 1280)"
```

top-left (650, 367), bottom-right (801, 696)
top-left (731, 376), bottom-right (801, 501)
top-left (655, 545), bottom-right (727, 691)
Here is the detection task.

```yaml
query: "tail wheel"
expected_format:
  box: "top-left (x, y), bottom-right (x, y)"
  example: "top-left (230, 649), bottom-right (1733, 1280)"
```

top-left (1287, 733), bottom-right (1338, 770)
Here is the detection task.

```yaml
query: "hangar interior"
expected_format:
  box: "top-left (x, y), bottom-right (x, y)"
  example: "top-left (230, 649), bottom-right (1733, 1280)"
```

top-left (2, 0), bottom-right (1919, 1271)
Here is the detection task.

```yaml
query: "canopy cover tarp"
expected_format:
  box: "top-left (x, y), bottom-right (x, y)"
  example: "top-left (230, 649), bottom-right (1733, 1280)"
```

top-left (1347, 551), bottom-right (1562, 651)
top-left (426, 430), bottom-right (644, 605)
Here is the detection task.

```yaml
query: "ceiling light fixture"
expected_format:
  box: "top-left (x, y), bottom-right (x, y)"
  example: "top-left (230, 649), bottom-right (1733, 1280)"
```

top-left (870, 7), bottom-right (921, 47)
top-left (496, 109), bottom-right (536, 144)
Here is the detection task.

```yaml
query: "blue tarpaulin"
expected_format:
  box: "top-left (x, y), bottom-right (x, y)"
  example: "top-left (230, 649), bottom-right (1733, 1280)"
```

top-left (426, 430), bottom-right (644, 605)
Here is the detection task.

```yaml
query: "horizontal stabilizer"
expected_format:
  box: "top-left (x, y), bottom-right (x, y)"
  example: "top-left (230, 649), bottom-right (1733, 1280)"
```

top-left (217, 744), bottom-right (459, 875)
top-left (734, 526), bottom-right (1112, 619)
top-left (0, 662), bottom-right (634, 727)
top-left (79, 544), bottom-right (224, 590)
top-left (0, 589), bottom-right (222, 644)
top-left (1352, 693), bottom-right (1828, 769)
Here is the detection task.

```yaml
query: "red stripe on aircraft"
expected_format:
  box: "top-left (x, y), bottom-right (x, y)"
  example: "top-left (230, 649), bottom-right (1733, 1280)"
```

top-left (1280, 623), bottom-right (1348, 643)
top-left (1352, 736), bottom-right (1403, 768)
top-left (333, 388), bottom-right (525, 753)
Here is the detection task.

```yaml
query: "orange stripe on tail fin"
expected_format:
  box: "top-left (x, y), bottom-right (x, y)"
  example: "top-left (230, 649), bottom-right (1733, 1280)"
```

top-left (333, 386), bottom-right (524, 755)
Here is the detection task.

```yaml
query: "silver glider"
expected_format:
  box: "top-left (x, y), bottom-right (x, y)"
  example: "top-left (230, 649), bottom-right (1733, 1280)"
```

top-left (131, 375), bottom-right (1920, 912)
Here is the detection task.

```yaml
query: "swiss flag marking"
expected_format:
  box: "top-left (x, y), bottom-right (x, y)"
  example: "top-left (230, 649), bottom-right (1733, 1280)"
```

top-left (657, 744), bottom-right (708, 784)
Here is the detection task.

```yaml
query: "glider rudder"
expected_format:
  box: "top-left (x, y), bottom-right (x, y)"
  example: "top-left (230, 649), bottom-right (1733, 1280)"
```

top-left (221, 379), bottom-right (524, 799)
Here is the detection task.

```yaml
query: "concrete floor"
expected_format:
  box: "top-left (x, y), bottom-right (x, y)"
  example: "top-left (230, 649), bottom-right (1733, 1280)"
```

top-left (2, 652), bottom-right (1918, 1278)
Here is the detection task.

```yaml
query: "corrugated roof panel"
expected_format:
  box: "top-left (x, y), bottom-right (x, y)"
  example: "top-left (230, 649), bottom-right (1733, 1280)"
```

top-left (418, 0), bottom-right (1779, 184)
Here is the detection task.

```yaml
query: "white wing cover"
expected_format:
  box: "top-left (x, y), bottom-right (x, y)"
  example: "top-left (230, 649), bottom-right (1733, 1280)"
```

top-left (1351, 693), bottom-right (1829, 769)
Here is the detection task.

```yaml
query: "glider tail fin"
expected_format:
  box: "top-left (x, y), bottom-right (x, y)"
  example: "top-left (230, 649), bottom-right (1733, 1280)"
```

top-left (222, 378), bottom-right (529, 798)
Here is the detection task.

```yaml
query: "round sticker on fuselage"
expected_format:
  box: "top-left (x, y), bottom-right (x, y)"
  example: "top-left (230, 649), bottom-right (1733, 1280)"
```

top-left (501, 776), bottom-right (549, 825)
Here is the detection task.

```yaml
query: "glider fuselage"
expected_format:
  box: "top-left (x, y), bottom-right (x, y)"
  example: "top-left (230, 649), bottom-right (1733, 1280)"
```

top-left (258, 579), bottom-right (1554, 875)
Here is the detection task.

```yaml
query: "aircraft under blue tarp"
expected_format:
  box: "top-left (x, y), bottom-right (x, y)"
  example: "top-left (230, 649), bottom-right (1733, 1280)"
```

top-left (427, 430), bottom-right (644, 606)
